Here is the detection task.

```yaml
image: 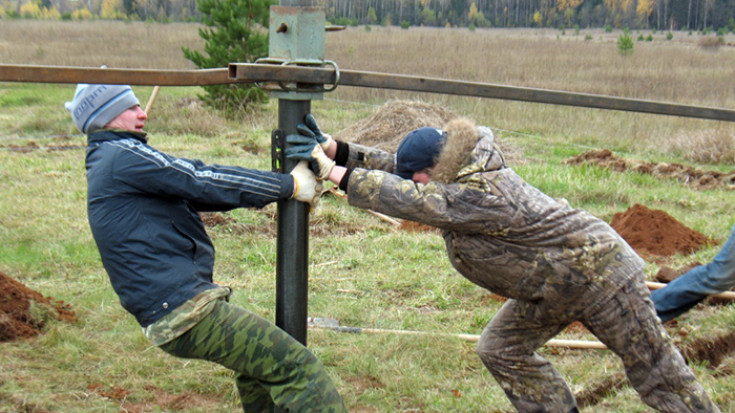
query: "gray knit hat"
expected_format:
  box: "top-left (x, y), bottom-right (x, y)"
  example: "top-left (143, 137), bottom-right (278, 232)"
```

top-left (64, 83), bottom-right (139, 133)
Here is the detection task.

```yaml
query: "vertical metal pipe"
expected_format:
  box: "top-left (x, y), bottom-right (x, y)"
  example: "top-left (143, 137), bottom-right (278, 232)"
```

top-left (275, 99), bottom-right (311, 345)
top-left (270, 0), bottom-right (325, 346)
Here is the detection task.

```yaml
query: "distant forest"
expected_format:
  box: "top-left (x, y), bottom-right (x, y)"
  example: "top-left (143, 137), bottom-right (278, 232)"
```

top-left (3, 0), bottom-right (734, 32)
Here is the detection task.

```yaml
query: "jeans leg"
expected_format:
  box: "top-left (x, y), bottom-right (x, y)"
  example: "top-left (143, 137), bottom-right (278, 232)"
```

top-left (652, 223), bottom-right (735, 322)
top-left (159, 300), bottom-right (347, 413)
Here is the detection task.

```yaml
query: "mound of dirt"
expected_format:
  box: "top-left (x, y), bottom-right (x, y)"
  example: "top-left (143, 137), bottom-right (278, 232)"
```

top-left (565, 149), bottom-right (735, 190)
top-left (333, 99), bottom-right (524, 165)
top-left (333, 100), bottom-right (458, 152)
top-left (610, 203), bottom-right (716, 258)
top-left (0, 271), bottom-right (76, 342)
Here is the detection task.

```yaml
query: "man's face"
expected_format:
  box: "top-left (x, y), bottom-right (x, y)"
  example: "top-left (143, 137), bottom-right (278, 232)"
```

top-left (105, 105), bottom-right (147, 132)
top-left (411, 169), bottom-right (432, 185)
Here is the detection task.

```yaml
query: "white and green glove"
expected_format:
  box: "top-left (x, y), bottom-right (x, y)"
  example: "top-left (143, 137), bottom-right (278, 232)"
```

top-left (286, 132), bottom-right (336, 180)
top-left (290, 161), bottom-right (324, 209)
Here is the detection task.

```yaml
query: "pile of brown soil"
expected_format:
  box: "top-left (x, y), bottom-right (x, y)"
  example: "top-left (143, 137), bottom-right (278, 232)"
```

top-left (565, 149), bottom-right (735, 190)
top-left (333, 99), bottom-right (524, 165)
top-left (334, 100), bottom-right (458, 152)
top-left (610, 203), bottom-right (716, 258)
top-left (0, 271), bottom-right (76, 342)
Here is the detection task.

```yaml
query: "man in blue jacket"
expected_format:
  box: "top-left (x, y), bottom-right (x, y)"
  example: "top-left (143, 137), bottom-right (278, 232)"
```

top-left (66, 83), bottom-right (346, 413)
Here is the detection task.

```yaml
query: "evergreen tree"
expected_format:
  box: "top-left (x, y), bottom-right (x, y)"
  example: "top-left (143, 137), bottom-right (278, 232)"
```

top-left (182, 0), bottom-right (274, 115)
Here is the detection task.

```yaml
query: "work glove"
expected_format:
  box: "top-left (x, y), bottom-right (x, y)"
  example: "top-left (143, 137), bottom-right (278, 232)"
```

top-left (290, 161), bottom-right (324, 209)
top-left (285, 133), bottom-right (336, 180)
top-left (302, 113), bottom-right (334, 151)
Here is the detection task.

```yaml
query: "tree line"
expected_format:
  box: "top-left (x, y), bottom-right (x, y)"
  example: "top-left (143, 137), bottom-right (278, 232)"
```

top-left (326, 0), bottom-right (735, 32)
top-left (3, 0), bottom-right (734, 32)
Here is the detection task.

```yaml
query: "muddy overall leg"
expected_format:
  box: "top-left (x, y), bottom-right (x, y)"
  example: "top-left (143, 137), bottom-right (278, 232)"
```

top-left (476, 299), bottom-right (578, 413)
top-left (582, 278), bottom-right (720, 413)
top-left (159, 299), bottom-right (347, 413)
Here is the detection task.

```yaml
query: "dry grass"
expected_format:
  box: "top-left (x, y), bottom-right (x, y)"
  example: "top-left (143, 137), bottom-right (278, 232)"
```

top-left (324, 26), bottom-right (735, 162)
top-left (698, 35), bottom-right (726, 49)
top-left (1, 20), bottom-right (733, 162)
top-left (325, 26), bottom-right (735, 105)
top-left (0, 20), bottom-right (203, 69)
top-left (666, 127), bottom-right (735, 164)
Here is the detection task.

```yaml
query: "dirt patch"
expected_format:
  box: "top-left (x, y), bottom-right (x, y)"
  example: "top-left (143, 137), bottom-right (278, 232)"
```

top-left (87, 383), bottom-right (131, 400)
top-left (86, 383), bottom-right (225, 412)
top-left (610, 203), bottom-right (716, 258)
top-left (564, 149), bottom-right (735, 190)
top-left (199, 211), bottom-right (237, 228)
top-left (0, 271), bottom-right (76, 342)
top-left (682, 330), bottom-right (735, 368)
top-left (2, 135), bottom-right (85, 153)
top-left (200, 208), bottom-right (380, 238)
top-left (654, 262), bottom-right (703, 283)
top-left (399, 220), bottom-right (440, 233)
top-left (575, 371), bottom-right (627, 409)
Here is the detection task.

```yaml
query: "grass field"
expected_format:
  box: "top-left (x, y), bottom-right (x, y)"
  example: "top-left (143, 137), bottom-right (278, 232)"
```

top-left (1, 20), bottom-right (734, 412)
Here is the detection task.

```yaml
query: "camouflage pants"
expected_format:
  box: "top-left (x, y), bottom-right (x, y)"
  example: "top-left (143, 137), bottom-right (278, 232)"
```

top-left (476, 277), bottom-right (720, 413)
top-left (159, 299), bottom-right (347, 413)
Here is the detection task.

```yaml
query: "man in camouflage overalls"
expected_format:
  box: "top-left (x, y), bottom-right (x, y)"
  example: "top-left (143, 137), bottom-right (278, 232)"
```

top-left (68, 84), bottom-right (346, 413)
top-left (287, 114), bottom-right (720, 413)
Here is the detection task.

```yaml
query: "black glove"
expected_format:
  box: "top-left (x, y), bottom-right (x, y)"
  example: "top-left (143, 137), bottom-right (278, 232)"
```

top-left (285, 133), bottom-right (335, 180)
top-left (302, 113), bottom-right (334, 151)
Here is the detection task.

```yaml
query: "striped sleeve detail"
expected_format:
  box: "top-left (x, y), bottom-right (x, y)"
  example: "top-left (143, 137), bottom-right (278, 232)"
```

top-left (111, 139), bottom-right (286, 199)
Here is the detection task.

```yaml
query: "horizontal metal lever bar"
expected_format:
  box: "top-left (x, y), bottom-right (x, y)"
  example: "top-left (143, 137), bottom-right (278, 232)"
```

top-left (229, 63), bottom-right (735, 122)
top-left (2, 63), bottom-right (734, 122)
top-left (0, 64), bottom-right (231, 86)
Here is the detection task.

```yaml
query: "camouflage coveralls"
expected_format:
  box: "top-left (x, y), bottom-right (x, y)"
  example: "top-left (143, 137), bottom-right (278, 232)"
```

top-left (339, 126), bottom-right (719, 413)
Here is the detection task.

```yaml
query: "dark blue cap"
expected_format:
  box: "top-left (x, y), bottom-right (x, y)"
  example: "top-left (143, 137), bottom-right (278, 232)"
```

top-left (395, 127), bottom-right (446, 179)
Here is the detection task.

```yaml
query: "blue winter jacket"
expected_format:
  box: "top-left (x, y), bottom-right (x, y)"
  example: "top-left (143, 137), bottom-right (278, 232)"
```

top-left (85, 130), bottom-right (294, 327)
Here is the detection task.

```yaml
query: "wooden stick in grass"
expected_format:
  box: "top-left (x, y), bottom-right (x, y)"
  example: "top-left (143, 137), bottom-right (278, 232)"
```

top-left (145, 85), bottom-right (161, 114)
top-left (327, 187), bottom-right (401, 227)
top-left (646, 281), bottom-right (735, 300)
top-left (307, 320), bottom-right (608, 350)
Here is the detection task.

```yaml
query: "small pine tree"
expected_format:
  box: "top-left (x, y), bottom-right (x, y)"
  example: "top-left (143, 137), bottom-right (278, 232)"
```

top-left (617, 27), bottom-right (634, 55)
top-left (367, 7), bottom-right (377, 25)
top-left (182, 0), bottom-right (274, 116)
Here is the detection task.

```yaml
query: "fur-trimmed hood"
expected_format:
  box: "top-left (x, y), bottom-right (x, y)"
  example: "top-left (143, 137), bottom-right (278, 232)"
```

top-left (430, 117), bottom-right (505, 184)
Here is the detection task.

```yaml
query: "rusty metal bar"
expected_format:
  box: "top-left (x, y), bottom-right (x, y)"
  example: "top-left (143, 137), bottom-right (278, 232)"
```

top-left (228, 64), bottom-right (735, 122)
top-left (0, 64), bottom-right (230, 86)
top-left (2, 63), bottom-right (734, 122)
